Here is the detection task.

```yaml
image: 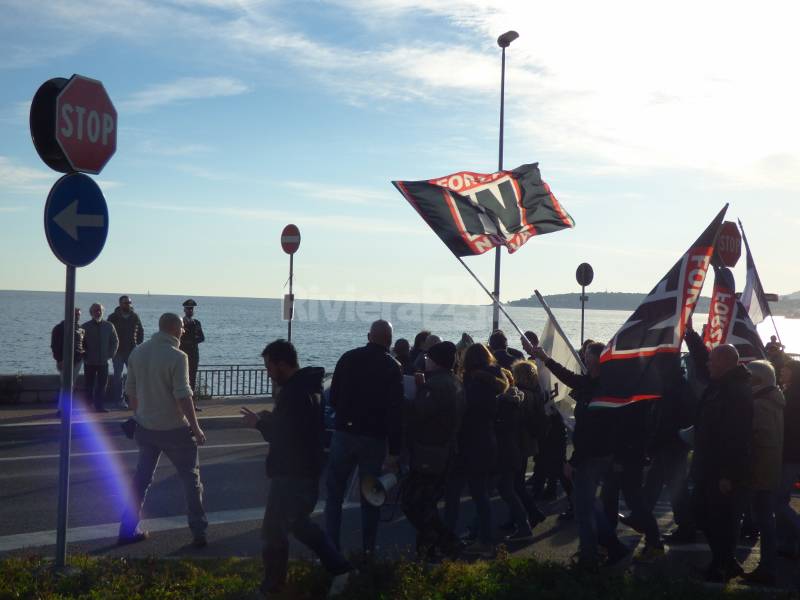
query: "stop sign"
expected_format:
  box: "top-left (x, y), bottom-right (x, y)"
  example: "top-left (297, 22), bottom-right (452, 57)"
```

top-left (715, 221), bottom-right (741, 267)
top-left (55, 75), bottom-right (117, 174)
top-left (281, 224), bottom-right (301, 254)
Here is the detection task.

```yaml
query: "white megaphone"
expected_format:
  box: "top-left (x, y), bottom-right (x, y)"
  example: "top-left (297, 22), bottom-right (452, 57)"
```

top-left (360, 473), bottom-right (398, 507)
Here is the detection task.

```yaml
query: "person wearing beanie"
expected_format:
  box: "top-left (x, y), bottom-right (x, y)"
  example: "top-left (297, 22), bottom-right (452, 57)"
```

top-left (401, 340), bottom-right (465, 561)
top-left (489, 329), bottom-right (525, 370)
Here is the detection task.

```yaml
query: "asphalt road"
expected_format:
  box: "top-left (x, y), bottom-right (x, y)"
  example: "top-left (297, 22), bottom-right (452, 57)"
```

top-left (1, 418), bottom-right (799, 591)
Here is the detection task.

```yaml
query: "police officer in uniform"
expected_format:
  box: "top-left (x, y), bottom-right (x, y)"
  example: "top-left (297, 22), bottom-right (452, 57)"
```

top-left (180, 299), bottom-right (205, 409)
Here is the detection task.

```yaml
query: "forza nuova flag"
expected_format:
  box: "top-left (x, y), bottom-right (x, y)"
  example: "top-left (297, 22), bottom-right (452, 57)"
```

top-left (593, 205), bottom-right (728, 409)
top-left (728, 300), bottom-right (767, 363)
top-left (703, 266), bottom-right (737, 351)
top-left (739, 220), bottom-right (772, 326)
top-left (392, 162), bottom-right (574, 257)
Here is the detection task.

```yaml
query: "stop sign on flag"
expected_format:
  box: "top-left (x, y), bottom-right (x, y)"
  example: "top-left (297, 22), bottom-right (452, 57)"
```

top-left (715, 221), bottom-right (742, 267)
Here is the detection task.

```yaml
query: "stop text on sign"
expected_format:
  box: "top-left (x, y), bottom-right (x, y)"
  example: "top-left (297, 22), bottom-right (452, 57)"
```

top-left (59, 104), bottom-right (115, 146)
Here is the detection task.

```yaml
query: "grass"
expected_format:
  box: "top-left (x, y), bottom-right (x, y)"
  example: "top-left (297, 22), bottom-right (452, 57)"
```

top-left (0, 552), bottom-right (792, 600)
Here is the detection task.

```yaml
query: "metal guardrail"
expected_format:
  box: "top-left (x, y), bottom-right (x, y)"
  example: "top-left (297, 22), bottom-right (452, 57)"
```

top-left (195, 364), bottom-right (271, 398)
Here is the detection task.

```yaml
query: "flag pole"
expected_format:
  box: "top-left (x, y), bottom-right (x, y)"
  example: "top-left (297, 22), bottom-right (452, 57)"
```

top-left (534, 289), bottom-right (586, 370)
top-left (738, 219), bottom-right (782, 345)
top-left (456, 255), bottom-right (527, 340)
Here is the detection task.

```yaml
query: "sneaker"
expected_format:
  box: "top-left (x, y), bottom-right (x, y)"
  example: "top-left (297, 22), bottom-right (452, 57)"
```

top-left (504, 527), bottom-right (534, 542)
top-left (117, 530), bottom-right (149, 546)
top-left (558, 507), bottom-right (575, 521)
top-left (634, 544), bottom-right (665, 563)
top-left (618, 513), bottom-right (646, 534)
top-left (194, 406), bottom-right (203, 412)
top-left (328, 571), bottom-right (351, 597)
top-left (192, 535), bottom-right (207, 548)
top-left (663, 528), bottom-right (696, 545)
top-left (461, 541), bottom-right (494, 559)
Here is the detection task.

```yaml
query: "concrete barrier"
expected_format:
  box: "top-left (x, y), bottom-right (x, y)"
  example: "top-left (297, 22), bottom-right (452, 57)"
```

top-left (0, 374), bottom-right (85, 404)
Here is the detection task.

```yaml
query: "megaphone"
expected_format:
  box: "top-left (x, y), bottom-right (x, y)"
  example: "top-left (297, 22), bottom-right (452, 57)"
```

top-left (360, 473), bottom-right (398, 507)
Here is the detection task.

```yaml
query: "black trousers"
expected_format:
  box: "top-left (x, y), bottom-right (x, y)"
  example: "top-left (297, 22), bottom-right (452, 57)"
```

top-left (184, 347), bottom-right (199, 395)
top-left (402, 470), bottom-right (459, 556)
top-left (692, 479), bottom-right (746, 569)
top-left (643, 441), bottom-right (693, 530)
top-left (84, 364), bottom-right (109, 410)
top-left (602, 460), bottom-right (662, 547)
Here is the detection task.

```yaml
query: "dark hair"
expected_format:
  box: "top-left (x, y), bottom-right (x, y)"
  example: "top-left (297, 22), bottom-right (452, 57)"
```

top-left (585, 342), bottom-right (605, 360)
top-left (261, 339), bottom-right (299, 368)
top-left (394, 338), bottom-right (410, 351)
top-left (413, 330), bottom-right (431, 350)
top-left (463, 343), bottom-right (496, 375)
top-left (523, 330), bottom-right (539, 347)
top-left (488, 329), bottom-right (508, 350)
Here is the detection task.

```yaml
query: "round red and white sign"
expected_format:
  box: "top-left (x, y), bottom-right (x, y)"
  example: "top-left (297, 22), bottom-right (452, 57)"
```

top-left (715, 221), bottom-right (741, 268)
top-left (281, 224), bottom-right (301, 254)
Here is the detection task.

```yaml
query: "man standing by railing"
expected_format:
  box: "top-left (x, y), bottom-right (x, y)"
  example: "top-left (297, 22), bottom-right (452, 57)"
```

top-left (180, 299), bottom-right (205, 410)
top-left (82, 303), bottom-right (119, 413)
top-left (108, 295), bottom-right (144, 409)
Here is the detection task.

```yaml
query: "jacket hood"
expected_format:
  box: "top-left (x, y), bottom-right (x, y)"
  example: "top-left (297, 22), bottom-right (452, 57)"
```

top-left (287, 366), bottom-right (325, 394)
top-left (753, 384), bottom-right (785, 408)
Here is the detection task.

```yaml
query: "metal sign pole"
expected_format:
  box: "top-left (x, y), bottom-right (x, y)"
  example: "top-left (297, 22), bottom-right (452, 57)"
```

top-left (287, 253), bottom-right (293, 343)
top-left (55, 264), bottom-right (76, 568)
top-left (580, 284), bottom-right (586, 346)
top-left (492, 45), bottom-right (507, 333)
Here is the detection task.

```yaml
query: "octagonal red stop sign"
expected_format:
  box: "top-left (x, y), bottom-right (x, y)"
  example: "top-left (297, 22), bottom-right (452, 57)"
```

top-left (55, 75), bottom-right (117, 174)
top-left (715, 221), bottom-right (742, 267)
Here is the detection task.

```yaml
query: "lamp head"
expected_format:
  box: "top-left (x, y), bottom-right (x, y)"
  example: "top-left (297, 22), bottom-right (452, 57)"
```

top-left (497, 30), bottom-right (519, 48)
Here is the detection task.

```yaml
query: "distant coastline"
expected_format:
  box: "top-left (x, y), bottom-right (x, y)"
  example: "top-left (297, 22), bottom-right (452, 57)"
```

top-left (509, 291), bottom-right (800, 317)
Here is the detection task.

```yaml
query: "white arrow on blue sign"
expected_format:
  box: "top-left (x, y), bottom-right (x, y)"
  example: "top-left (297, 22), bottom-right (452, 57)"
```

top-left (44, 172), bottom-right (109, 267)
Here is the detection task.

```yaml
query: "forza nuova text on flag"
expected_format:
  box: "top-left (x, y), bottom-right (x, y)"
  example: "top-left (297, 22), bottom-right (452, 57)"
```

top-left (392, 162), bottom-right (574, 257)
top-left (592, 205), bottom-right (728, 409)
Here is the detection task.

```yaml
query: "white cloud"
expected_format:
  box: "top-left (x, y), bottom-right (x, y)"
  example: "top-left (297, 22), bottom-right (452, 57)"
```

top-left (283, 181), bottom-right (395, 205)
top-left (119, 77), bottom-right (250, 112)
top-left (0, 156), bottom-right (53, 194)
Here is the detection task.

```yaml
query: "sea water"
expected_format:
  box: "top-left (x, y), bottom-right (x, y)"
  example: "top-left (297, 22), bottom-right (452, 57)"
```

top-left (0, 290), bottom-right (796, 375)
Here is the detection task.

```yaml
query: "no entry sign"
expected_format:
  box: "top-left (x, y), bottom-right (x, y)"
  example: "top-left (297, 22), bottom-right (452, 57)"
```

top-left (30, 74), bottom-right (117, 175)
top-left (715, 221), bottom-right (742, 268)
top-left (281, 224), bottom-right (301, 254)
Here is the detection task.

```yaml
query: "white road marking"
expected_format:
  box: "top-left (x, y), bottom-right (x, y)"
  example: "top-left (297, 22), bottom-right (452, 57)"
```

top-left (0, 442), bottom-right (266, 463)
top-left (0, 501), bottom-right (360, 553)
top-left (0, 414), bottom-right (251, 428)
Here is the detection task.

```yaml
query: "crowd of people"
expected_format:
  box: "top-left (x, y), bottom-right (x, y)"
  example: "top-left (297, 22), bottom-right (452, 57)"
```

top-left (102, 310), bottom-right (800, 598)
top-left (50, 295), bottom-right (204, 412)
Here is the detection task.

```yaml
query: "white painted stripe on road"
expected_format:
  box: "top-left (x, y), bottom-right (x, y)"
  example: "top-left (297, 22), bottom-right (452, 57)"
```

top-left (0, 502), bottom-right (360, 553)
top-left (0, 414), bottom-right (251, 428)
top-left (0, 442), bottom-right (266, 463)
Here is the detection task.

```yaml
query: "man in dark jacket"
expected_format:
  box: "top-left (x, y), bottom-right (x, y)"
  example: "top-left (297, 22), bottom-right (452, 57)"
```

top-left (489, 329), bottom-right (524, 370)
top-left (691, 343), bottom-right (753, 582)
top-left (533, 341), bottom-right (627, 568)
top-left (82, 303), bottom-right (119, 413)
top-left (401, 341), bottom-right (464, 560)
top-left (51, 308), bottom-right (86, 412)
top-left (108, 295), bottom-right (144, 408)
top-left (179, 299), bottom-right (205, 401)
top-left (241, 340), bottom-right (351, 598)
top-left (325, 320), bottom-right (404, 555)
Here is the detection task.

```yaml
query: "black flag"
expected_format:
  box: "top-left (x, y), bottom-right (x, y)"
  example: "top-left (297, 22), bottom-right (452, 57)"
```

top-left (594, 205), bottom-right (728, 408)
top-left (393, 162), bottom-right (574, 256)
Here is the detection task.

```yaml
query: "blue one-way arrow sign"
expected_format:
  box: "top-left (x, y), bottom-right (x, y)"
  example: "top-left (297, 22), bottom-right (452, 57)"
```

top-left (44, 173), bottom-right (109, 267)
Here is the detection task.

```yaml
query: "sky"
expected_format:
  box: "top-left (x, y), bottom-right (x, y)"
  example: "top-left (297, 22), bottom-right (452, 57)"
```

top-left (1, 0), bottom-right (798, 306)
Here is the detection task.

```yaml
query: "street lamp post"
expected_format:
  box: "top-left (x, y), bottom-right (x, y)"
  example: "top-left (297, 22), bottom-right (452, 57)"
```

top-left (492, 30), bottom-right (519, 333)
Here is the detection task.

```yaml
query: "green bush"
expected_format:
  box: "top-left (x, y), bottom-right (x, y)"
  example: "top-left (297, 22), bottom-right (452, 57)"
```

top-left (0, 553), bottom-right (790, 600)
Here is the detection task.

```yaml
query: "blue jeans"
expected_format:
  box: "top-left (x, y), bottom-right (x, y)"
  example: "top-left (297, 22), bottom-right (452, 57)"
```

top-left (573, 455), bottom-right (615, 561)
top-left (119, 425), bottom-right (207, 538)
top-left (324, 431), bottom-right (386, 553)
top-left (443, 467), bottom-right (493, 545)
top-left (262, 477), bottom-right (350, 593)
top-left (111, 355), bottom-right (128, 406)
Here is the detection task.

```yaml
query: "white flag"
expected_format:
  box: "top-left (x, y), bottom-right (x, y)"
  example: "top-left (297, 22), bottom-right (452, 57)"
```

top-left (535, 291), bottom-right (585, 431)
